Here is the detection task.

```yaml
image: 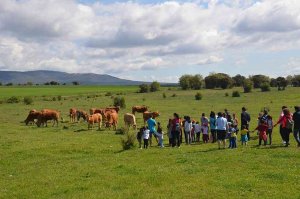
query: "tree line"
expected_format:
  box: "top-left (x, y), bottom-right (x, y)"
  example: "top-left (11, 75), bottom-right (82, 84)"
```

top-left (179, 73), bottom-right (300, 91)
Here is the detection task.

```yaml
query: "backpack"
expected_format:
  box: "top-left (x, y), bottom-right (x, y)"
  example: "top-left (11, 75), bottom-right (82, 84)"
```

top-left (286, 118), bottom-right (294, 129)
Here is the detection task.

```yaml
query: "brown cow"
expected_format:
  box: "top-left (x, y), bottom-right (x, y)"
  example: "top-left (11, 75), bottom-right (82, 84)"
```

top-left (88, 113), bottom-right (102, 130)
top-left (76, 110), bottom-right (88, 122)
top-left (124, 113), bottom-right (137, 130)
top-left (36, 109), bottom-right (60, 127)
top-left (105, 106), bottom-right (120, 113)
top-left (69, 108), bottom-right (76, 122)
top-left (143, 111), bottom-right (160, 123)
top-left (24, 109), bottom-right (40, 125)
top-left (106, 111), bottom-right (118, 130)
top-left (132, 105), bottom-right (148, 115)
top-left (89, 108), bottom-right (105, 115)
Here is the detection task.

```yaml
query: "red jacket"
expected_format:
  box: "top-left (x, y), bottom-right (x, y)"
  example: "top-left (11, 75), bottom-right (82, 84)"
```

top-left (255, 124), bottom-right (268, 133)
top-left (276, 114), bottom-right (292, 128)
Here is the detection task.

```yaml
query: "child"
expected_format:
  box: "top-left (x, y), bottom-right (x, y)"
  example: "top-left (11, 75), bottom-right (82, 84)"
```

top-left (191, 120), bottom-right (195, 143)
top-left (194, 122), bottom-right (201, 142)
top-left (136, 127), bottom-right (144, 149)
top-left (157, 122), bottom-right (164, 148)
top-left (254, 119), bottom-right (268, 146)
top-left (228, 124), bottom-right (237, 148)
top-left (143, 127), bottom-right (150, 149)
top-left (202, 125), bottom-right (209, 143)
top-left (184, 118), bottom-right (192, 145)
top-left (167, 119), bottom-right (173, 146)
top-left (240, 125), bottom-right (249, 146)
top-left (266, 115), bottom-right (273, 145)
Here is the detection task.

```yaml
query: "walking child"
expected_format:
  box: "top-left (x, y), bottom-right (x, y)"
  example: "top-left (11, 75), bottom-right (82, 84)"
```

top-left (228, 123), bottom-right (237, 148)
top-left (266, 115), bottom-right (273, 145)
top-left (202, 125), bottom-right (209, 143)
top-left (254, 119), bottom-right (268, 146)
top-left (157, 122), bottom-right (164, 148)
top-left (240, 125), bottom-right (249, 146)
top-left (143, 127), bottom-right (150, 149)
top-left (137, 127), bottom-right (144, 149)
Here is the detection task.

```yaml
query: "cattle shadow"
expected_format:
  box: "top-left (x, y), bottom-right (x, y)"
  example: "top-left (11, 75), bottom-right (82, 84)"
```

top-left (74, 129), bottom-right (88, 133)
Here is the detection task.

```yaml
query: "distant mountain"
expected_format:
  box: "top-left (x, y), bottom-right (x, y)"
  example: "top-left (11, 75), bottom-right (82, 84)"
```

top-left (0, 70), bottom-right (148, 85)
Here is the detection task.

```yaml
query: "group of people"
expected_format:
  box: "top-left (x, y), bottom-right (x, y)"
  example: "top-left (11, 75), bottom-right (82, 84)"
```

top-left (136, 106), bottom-right (300, 149)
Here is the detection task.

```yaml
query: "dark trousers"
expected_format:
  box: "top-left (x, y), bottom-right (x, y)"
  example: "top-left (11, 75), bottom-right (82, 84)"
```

top-left (143, 139), bottom-right (149, 148)
top-left (172, 130), bottom-right (180, 147)
top-left (267, 129), bottom-right (272, 145)
top-left (280, 125), bottom-right (285, 142)
top-left (293, 128), bottom-right (300, 145)
top-left (211, 130), bottom-right (217, 143)
top-left (259, 138), bottom-right (267, 146)
top-left (229, 137), bottom-right (237, 148)
top-left (282, 127), bottom-right (291, 145)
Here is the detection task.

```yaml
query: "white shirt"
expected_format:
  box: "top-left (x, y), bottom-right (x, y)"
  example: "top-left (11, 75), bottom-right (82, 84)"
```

top-left (216, 117), bottom-right (228, 130)
top-left (143, 129), bottom-right (150, 139)
top-left (184, 121), bottom-right (192, 132)
top-left (194, 124), bottom-right (201, 133)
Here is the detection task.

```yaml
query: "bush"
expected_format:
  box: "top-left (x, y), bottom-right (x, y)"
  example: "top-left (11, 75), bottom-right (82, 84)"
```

top-left (120, 130), bottom-right (136, 150)
top-left (225, 92), bottom-right (229, 97)
top-left (243, 79), bottom-right (253, 93)
top-left (113, 97), bottom-right (126, 108)
top-left (105, 92), bottom-right (112, 96)
top-left (23, 96), bottom-right (33, 105)
top-left (260, 83), bottom-right (271, 92)
top-left (172, 93), bottom-right (177, 97)
top-left (150, 81), bottom-right (160, 92)
top-left (232, 91), bottom-right (241, 97)
top-left (139, 84), bottom-right (149, 93)
top-left (163, 93), bottom-right (166, 98)
top-left (195, 92), bottom-right (202, 100)
top-left (52, 97), bottom-right (56, 101)
top-left (57, 95), bottom-right (62, 101)
top-left (7, 96), bottom-right (20, 103)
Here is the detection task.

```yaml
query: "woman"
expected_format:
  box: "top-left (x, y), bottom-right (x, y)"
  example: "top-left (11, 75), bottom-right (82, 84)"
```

top-left (209, 111), bottom-right (217, 143)
top-left (171, 113), bottom-right (181, 148)
top-left (274, 108), bottom-right (293, 147)
top-left (232, 113), bottom-right (239, 133)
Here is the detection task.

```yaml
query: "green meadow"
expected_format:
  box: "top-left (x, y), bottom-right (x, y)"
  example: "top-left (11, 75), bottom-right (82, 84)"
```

top-left (0, 86), bottom-right (299, 199)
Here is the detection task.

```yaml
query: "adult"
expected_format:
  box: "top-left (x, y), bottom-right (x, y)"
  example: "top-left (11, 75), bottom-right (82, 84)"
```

top-left (277, 106), bottom-right (287, 144)
top-left (216, 112), bottom-right (228, 149)
top-left (171, 113), bottom-right (181, 148)
top-left (241, 107), bottom-right (251, 140)
top-left (147, 115), bottom-right (158, 147)
top-left (225, 109), bottom-right (232, 123)
top-left (292, 106), bottom-right (300, 147)
top-left (201, 113), bottom-right (209, 141)
top-left (184, 116), bottom-right (192, 145)
top-left (209, 111), bottom-right (217, 143)
top-left (274, 108), bottom-right (293, 147)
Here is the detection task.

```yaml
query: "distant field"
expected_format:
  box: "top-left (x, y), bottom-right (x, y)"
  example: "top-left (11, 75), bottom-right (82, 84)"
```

top-left (0, 86), bottom-right (300, 198)
top-left (0, 85), bottom-right (138, 99)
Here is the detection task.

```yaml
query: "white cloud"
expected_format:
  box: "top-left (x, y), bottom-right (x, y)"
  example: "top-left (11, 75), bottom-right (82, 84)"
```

top-left (0, 0), bottom-right (300, 78)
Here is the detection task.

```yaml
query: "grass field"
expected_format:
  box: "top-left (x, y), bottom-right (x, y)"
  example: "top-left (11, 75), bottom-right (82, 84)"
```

top-left (0, 86), bottom-right (300, 199)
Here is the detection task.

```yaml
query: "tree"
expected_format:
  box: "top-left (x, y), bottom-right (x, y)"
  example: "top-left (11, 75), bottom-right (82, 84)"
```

top-left (276, 77), bottom-right (288, 90)
top-left (139, 84), bottom-right (149, 93)
top-left (190, 75), bottom-right (203, 90)
top-left (150, 81), bottom-right (160, 92)
top-left (204, 73), bottom-right (233, 89)
top-left (291, 75), bottom-right (300, 87)
top-left (260, 83), bottom-right (271, 92)
top-left (72, 81), bottom-right (80, 85)
top-left (250, 75), bottom-right (270, 88)
top-left (113, 97), bottom-right (126, 108)
top-left (243, 79), bottom-right (253, 93)
top-left (232, 74), bottom-right (246, 87)
top-left (179, 75), bottom-right (192, 90)
top-left (270, 78), bottom-right (277, 87)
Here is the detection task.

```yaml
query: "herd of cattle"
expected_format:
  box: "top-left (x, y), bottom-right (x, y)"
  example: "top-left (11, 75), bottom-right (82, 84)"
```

top-left (24, 105), bottom-right (160, 130)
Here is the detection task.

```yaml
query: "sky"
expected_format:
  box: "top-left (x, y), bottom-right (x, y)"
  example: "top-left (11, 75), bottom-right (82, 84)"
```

top-left (0, 0), bottom-right (300, 82)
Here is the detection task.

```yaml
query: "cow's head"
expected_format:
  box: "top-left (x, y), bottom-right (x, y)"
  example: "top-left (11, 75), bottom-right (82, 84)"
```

top-left (152, 111), bottom-right (160, 118)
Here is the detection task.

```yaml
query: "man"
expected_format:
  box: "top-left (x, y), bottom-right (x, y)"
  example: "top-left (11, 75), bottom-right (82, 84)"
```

top-left (147, 114), bottom-right (158, 147)
top-left (216, 112), bottom-right (228, 149)
top-left (293, 106), bottom-right (300, 147)
top-left (241, 107), bottom-right (251, 140)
